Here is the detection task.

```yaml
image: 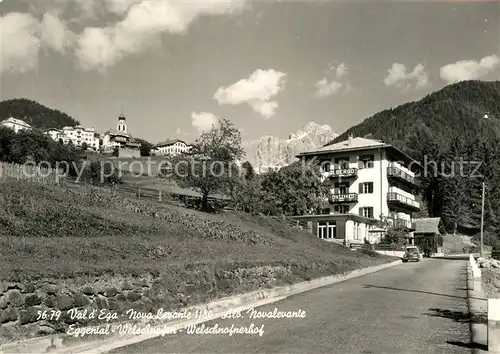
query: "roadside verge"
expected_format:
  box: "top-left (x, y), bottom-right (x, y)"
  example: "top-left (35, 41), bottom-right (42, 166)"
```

top-left (467, 261), bottom-right (489, 353)
top-left (1, 260), bottom-right (401, 354)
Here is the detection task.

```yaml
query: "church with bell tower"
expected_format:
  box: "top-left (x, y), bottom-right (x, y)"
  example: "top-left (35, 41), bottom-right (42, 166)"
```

top-left (102, 112), bottom-right (141, 157)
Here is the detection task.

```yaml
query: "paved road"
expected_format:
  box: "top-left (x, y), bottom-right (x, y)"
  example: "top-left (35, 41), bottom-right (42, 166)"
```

top-left (112, 258), bottom-right (472, 354)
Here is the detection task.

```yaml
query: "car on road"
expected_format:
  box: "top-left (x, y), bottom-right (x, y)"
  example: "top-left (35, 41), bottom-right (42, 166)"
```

top-left (402, 246), bottom-right (421, 262)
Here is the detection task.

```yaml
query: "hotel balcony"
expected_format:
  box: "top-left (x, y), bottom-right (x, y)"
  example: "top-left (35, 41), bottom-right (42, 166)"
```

top-left (387, 166), bottom-right (420, 188)
top-left (329, 193), bottom-right (358, 204)
top-left (388, 218), bottom-right (416, 231)
top-left (387, 192), bottom-right (420, 212)
top-left (326, 168), bottom-right (358, 179)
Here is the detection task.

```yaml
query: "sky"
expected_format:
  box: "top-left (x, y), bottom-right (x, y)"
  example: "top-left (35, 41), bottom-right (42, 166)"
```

top-left (0, 0), bottom-right (499, 145)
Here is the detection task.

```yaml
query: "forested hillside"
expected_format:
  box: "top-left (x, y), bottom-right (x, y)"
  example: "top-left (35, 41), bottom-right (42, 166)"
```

top-left (0, 98), bottom-right (79, 129)
top-left (327, 80), bottom-right (500, 244)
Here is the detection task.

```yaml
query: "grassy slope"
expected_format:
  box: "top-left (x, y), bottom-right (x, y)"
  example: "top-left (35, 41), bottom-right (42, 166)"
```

top-left (441, 234), bottom-right (479, 254)
top-left (0, 179), bottom-right (394, 282)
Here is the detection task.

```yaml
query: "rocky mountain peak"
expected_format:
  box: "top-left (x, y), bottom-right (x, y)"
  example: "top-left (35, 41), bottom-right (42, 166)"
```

top-left (244, 122), bottom-right (338, 173)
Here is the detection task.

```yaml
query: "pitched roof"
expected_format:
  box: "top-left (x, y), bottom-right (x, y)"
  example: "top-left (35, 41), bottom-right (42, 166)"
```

top-left (105, 129), bottom-right (130, 137)
top-left (414, 217), bottom-right (442, 234)
top-left (0, 117), bottom-right (32, 127)
top-left (155, 139), bottom-right (187, 147)
top-left (296, 135), bottom-right (422, 168)
top-left (298, 137), bottom-right (391, 156)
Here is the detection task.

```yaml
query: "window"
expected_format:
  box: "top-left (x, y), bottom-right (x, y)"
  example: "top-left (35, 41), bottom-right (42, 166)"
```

top-left (335, 183), bottom-right (348, 194)
top-left (359, 207), bottom-right (374, 219)
top-left (321, 162), bottom-right (331, 172)
top-left (334, 205), bottom-right (349, 214)
top-left (359, 182), bottom-right (374, 194)
top-left (317, 221), bottom-right (335, 239)
top-left (335, 157), bottom-right (350, 169)
top-left (359, 155), bottom-right (374, 169)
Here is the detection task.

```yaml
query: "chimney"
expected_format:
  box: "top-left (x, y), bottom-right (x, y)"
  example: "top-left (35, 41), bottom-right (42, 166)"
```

top-left (348, 134), bottom-right (353, 145)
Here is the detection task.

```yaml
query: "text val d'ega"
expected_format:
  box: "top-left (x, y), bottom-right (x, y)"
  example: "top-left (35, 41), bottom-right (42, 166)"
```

top-left (64, 307), bottom-right (215, 338)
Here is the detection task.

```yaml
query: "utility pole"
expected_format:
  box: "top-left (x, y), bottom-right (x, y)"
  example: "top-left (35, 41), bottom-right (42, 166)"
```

top-left (480, 112), bottom-right (498, 257)
top-left (480, 181), bottom-right (485, 257)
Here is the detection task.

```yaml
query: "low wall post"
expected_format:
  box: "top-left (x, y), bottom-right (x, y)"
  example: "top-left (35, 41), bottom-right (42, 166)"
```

top-left (473, 267), bottom-right (482, 291)
top-left (488, 298), bottom-right (500, 353)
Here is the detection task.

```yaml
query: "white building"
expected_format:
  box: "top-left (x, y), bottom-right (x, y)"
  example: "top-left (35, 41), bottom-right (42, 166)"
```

top-left (153, 139), bottom-right (192, 156)
top-left (0, 117), bottom-right (32, 133)
top-left (43, 128), bottom-right (62, 141)
top-left (291, 135), bottom-right (421, 245)
top-left (46, 125), bottom-right (99, 150)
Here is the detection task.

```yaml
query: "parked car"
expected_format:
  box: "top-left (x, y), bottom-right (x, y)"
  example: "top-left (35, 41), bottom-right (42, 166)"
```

top-left (402, 246), bottom-right (421, 262)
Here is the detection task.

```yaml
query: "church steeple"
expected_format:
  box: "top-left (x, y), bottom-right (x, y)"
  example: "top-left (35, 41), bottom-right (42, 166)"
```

top-left (117, 111), bottom-right (127, 133)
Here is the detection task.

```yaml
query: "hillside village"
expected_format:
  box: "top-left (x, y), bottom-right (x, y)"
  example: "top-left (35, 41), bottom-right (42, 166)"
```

top-left (0, 111), bottom-right (193, 159)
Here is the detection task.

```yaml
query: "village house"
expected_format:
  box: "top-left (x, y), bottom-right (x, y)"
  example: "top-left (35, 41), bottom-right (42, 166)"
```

top-left (0, 117), bottom-right (32, 133)
top-left (152, 139), bottom-right (192, 156)
top-left (45, 126), bottom-right (100, 150)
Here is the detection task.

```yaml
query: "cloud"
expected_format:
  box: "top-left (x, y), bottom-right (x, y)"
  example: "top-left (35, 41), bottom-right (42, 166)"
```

top-left (74, 0), bottom-right (246, 71)
top-left (314, 62), bottom-right (350, 98)
top-left (315, 79), bottom-right (342, 98)
top-left (0, 12), bottom-right (41, 74)
top-left (4, 0), bottom-right (246, 73)
top-left (105, 0), bottom-right (138, 15)
top-left (191, 112), bottom-right (220, 133)
top-left (40, 13), bottom-right (74, 54)
top-left (0, 9), bottom-right (77, 75)
top-left (214, 69), bottom-right (286, 118)
top-left (440, 55), bottom-right (499, 84)
top-left (384, 63), bottom-right (429, 90)
top-left (334, 62), bottom-right (348, 78)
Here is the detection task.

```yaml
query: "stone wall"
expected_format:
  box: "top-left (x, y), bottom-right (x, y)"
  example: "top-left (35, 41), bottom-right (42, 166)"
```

top-left (118, 148), bottom-right (141, 159)
top-left (0, 264), bottom-right (297, 344)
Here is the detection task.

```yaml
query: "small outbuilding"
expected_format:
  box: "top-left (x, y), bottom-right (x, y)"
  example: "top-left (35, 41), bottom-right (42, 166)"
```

top-left (413, 217), bottom-right (445, 255)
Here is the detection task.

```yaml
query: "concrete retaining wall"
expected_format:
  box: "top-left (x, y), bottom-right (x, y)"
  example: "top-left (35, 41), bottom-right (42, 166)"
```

top-left (375, 250), bottom-right (405, 258)
top-left (467, 255), bottom-right (497, 353)
top-left (0, 260), bottom-right (402, 354)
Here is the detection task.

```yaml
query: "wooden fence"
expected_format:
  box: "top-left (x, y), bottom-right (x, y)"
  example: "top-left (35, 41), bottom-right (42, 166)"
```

top-left (63, 176), bottom-right (233, 209)
top-left (350, 243), bottom-right (406, 251)
top-left (0, 162), bottom-right (65, 186)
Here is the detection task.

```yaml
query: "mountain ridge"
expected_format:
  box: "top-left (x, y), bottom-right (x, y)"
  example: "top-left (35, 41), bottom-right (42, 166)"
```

top-left (0, 98), bottom-right (80, 129)
top-left (325, 80), bottom-right (500, 150)
top-left (244, 122), bottom-right (338, 173)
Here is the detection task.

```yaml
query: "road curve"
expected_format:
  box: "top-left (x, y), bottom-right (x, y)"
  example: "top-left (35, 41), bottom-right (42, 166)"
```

top-left (111, 257), bottom-right (472, 354)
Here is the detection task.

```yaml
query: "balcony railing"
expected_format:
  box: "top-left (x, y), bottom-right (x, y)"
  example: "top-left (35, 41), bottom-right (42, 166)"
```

top-left (388, 218), bottom-right (416, 230)
top-left (326, 168), bottom-right (358, 179)
top-left (387, 166), bottom-right (420, 187)
top-left (330, 193), bottom-right (358, 203)
top-left (387, 192), bottom-right (420, 211)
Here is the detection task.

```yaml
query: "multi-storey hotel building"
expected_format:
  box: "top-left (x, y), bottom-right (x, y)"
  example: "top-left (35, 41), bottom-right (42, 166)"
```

top-left (291, 135), bottom-right (421, 245)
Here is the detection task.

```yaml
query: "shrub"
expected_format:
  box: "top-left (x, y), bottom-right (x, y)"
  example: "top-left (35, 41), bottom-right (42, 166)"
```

top-left (360, 248), bottom-right (379, 257)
